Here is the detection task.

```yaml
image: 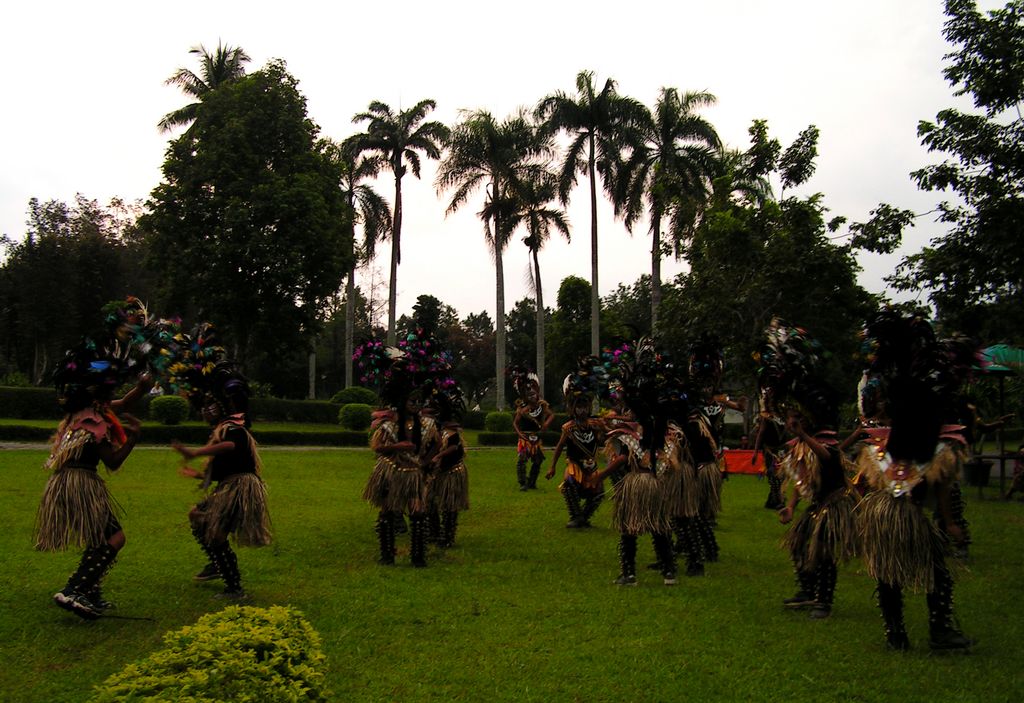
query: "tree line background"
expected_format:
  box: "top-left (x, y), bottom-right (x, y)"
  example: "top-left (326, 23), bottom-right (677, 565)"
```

top-left (1, 0), bottom-right (1021, 415)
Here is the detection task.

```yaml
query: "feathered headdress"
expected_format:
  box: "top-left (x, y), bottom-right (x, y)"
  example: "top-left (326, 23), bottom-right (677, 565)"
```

top-left (165, 322), bottom-right (227, 406)
top-left (860, 309), bottom-right (974, 462)
top-left (52, 337), bottom-right (130, 413)
top-left (607, 338), bottom-right (689, 449)
top-left (354, 328), bottom-right (452, 408)
top-left (755, 319), bottom-right (836, 429)
top-left (562, 354), bottom-right (610, 412)
top-left (508, 365), bottom-right (540, 405)
top-left (688, 332), bottom-right (725, 398)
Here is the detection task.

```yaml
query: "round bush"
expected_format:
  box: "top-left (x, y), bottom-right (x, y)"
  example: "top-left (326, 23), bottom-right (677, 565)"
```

top-left (484, 411), bottom-right (514, 432)
top-left (338, 403), bottom-right (372, 430)
top-left (331, 386), bottom-right (378, 405)
top-left (149, 395), bottom-right (189, 425)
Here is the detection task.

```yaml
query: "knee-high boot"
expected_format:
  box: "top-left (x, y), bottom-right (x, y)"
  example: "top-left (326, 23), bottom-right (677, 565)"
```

top-left (562, 482), bottom-right (584, 528)
top-left (54, 544), bottom-right (119, 619)
top-left (927, 563), bottom-right (971, 650)
top-left (696, 514), bottom-right (719, 562)
top-left (192, 519), bottom-right (221, 581)
top-left (614, 534), bottom-right (638, 586)
top-left (580, 490), bottom-right (604, 526)
top-left (410, 514), bottom-right (428, 567)
top-left (810, 560), bottom-right (837, 618)
top-left (877, 581), bottom-right (909, 650)
top-left (427, 507), bottom-right (442, 544)
top-left (375, 511), bottom-right (396, 565)
top-left (682, 517), bottom-right (704, 576)
top-left (441, 511), bottom-right (458, 548)
top-left (516, 456), bottom-right (528, 490)
top-left (652, 532), bottom-right (677, 584)
top-left (784, 565), bottom-right (816, 607)
top-left (527, 458), bottom-right (541, 489)
top-left (209, 542), bottom-right (244, 596)
top-left (766, 468), bottom-right (784, 510)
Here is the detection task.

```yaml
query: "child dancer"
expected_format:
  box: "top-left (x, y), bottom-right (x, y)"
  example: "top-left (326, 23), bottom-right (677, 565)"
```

top-left (173, 357), bottom-right (271, 599)
top-left (37, 340), bottom-right (147, 619)
top-left (511, 367), bottom-right (553, 491)
top-left (425, 377), bottom-right (469, 548)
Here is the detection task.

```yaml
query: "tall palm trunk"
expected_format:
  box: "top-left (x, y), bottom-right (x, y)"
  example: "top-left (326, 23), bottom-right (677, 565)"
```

top-left (651, 215), bottom-right (662, 337)
top-left (532, 246), bottom-right (546, 397)
top-left (344, 261), bottom-right (356, 387)
top-left (493, 188), bottom-right (507, 411)
top-left (588, 135), bottom-right (600, 356)
top-left (388, 167), bottom-right (403, 347)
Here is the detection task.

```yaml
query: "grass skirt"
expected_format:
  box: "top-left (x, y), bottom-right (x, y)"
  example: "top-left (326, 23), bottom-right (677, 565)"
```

top-left (195, 473), bottom-right (272, 547)
top-left (363, 457), bottom-right (427, 514)
top-left (697, 461), bottom-right (723, 519)
top-left (858, 490), bottom-right (947, 591)
top-left (782, 488), bottom-right (859, 571)
top-left (613, 472), bottom-right (671, 536)
top-left (36, 467), bottom-right (120, 551)
top-left (429, 462), bottom-right (470, 512)
top-left (659, 458), bottom-right (700, 519)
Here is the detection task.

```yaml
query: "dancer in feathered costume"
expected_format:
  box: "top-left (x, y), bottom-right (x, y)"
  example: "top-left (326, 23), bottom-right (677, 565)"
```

top-left (356, 334), bottom-right (435, 566)
top-left (683, 334), bottom-right (731, 563)
top-left (424, 371), bottom-right (469, 549)
top-left (590, 339), bottom-right (681, 586)
top-left (757, 319), bottom-right (859, 620)
top-left (172, 330), bottom-right (271, 599)
top-left (36, 336), bottom-right (149, 620)
top-left (547, 356), bottom-right (608, 528)
top-left (857, 310), bottom-right (973, 651)
top-left (510, 366), bottom-right (553, 491)
top-left (753, 407), bottom-right (787, 510)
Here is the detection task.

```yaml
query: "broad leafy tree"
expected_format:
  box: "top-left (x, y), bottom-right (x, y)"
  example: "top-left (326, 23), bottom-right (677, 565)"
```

top-left (143, 60), bottom-right (351, 389)
top-left (536, 71), bottom-right (648, 356)
top-left (436, 109), bottom-right (552, 409)
top-left (546, 275), bottom-right (593, 404)
top-left (158, 42), bottom-right (250, 133)
top-left (350, 99), bottom-right (449, 346)
top-left (851, 0), bottom-right (1024, 341)
top-left (618, 88), bottom-right (721, 335)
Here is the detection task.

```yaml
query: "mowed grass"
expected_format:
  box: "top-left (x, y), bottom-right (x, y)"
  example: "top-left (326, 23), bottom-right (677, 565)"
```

top-left (2, 446), bottom-right (1023, 703)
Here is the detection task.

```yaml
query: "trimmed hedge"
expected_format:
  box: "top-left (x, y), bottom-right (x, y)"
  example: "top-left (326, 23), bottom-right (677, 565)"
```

top-left (0, 386), bottom-right (60, 419)
top-left (338, 403), bottom-right (372, 431)
top-left (462, 409), bottom-right (486, 430)
top-left (484, 411), bottom-right (514, 432)
top-left (149, 395), bottom-right (189, 425)
top-left (330, 386), bottom-right (377, 405)
top-left (478, 431), bottom-right (561, 447)
top-left (91, 605), bottom-right (327, 702)
top-left (249, 398), bottom-right (340, 424)
top-left (0, 423), bottom-right (370, 447)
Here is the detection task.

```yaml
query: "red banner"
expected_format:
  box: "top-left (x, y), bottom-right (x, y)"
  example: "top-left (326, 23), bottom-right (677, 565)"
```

top-left (722, 449), bottom-right (764, 475)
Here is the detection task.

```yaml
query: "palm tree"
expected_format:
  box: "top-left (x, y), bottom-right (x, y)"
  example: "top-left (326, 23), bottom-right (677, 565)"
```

top-left (159, 42), bottom-right (250, 132)
top-left (350, 99), bottom-right (449, 346)
top-left (618, 88), bottom-right (721, 335)
top-left (436, 109), bottom-right (552, 410)
top-left (508, 173), bottom-right (570, 396)
top-left (536, 70), bottom-right (647, 356)
top-left (327, 138), bottom-right (392, 387)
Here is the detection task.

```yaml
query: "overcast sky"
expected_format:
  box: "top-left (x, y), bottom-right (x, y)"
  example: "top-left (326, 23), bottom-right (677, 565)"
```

top-left (0, 0), bottom-right (996, 325)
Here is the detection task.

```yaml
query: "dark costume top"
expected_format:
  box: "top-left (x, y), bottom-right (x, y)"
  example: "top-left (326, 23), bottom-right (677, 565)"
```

top-left (208, 424), bottom-right (257, 484)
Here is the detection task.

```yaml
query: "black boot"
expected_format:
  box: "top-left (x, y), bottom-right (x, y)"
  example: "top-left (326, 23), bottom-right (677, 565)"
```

top-left (393, 512), bottom-right (408, 534)
top-left (614, 535), bottom-right (638, 586)
top-left (810, 560), bottom-right (837, 619)
top-left (580, 490), bottom-right (604, 527)
top-left (427, 508), bottom-right (442, 544)
top-left (653, 533), bottom-right (677, 585)
top-left (375, 512), bottom-right (396, 565)
top-left (877, 581), bottom-right (909, 651)
top-left (682, 517), bottom-right (705, 576)
top-left (766, 468), bottom-right (785, 510)
top-left (562, 482), bottom-right (584, 528)
top-left (210, 542), bottom-right (246, 599)
top-left (696, 515), bottom-right (719, 562)
top-left (191, 519), bottom-right (221, 581)
top-left (516, 457), bottom-right (528, 491)
top-left (410, 514), bottom-right (428, 567)
top-left (54, 544), bottom-right (118, 620)
top-left (441, 511), bottom-right (458, 548)
top-left (784, 566), bottom-right (816, 609)
top-left (527, 459), bottom-right (541, 489)
top-left (927, 564), bottom-right (972, 651)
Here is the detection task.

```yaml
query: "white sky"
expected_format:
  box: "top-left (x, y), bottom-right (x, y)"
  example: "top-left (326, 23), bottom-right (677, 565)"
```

top-left (0, 0), bottom-right (997, 325)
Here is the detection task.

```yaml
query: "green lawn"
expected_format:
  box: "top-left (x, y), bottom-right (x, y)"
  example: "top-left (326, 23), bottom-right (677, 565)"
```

top-left (2, 447), bottom-right (1023, 702)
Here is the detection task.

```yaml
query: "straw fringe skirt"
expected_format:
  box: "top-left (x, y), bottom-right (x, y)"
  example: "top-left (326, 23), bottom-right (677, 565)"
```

top-left (783, 488), bottom-right (859, 571)
top-left (36, 467), bottom-right (120, 551)
top-left (430, 462), bottom-right (470, 512)
top-left (363, 457), bottom-right (427, 514)
top-left (613, 472), bottom-right (671, 536)
top-left (697, 461), bottom-right (723, 519)
top-left (859, 490), bottom-right (947, 591)
top-left (195, 473), bottom-right (272, 547)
